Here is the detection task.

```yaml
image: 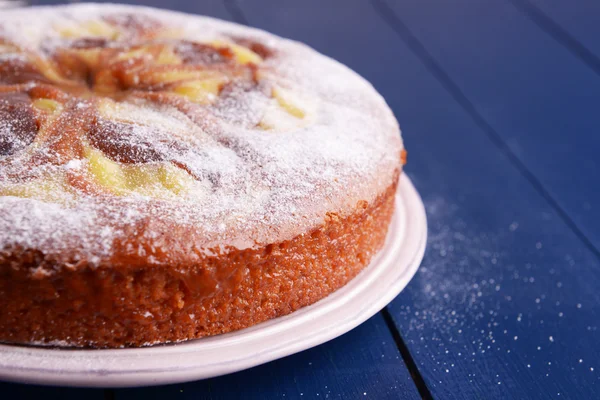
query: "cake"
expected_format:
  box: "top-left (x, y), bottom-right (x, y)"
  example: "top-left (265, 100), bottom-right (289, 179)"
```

top-left (0, 4), bottom-right (405, 348)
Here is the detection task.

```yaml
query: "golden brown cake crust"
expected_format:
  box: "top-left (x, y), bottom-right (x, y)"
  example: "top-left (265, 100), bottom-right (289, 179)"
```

top-left (0, 175), bottom-right (398, 348)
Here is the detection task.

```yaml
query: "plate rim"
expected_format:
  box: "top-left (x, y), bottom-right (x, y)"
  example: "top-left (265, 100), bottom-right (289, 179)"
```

top-left (0, 174), bottom-right (427, 388)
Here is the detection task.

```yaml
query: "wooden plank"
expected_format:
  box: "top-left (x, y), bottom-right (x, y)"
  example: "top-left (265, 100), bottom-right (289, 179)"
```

top-left (378, 0), bottom-right (600, 252)
top-left (362, 0), bottom-right (600, 398)
top-left (518, 0), bottom-right (600, 65)
top-left (116, 315), bottom-right (421, 400)
top-left (233, 0), bottom-right (600, 398)
top-left (0, 383), bottom-right (106, 400)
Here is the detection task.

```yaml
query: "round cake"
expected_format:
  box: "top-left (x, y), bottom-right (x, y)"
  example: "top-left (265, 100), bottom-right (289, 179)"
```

top-left (0, 4), bottom-right (405, 348)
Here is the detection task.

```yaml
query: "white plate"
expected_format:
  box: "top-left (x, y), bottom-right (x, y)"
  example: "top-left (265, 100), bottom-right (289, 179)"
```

top-left (0, 175), bottom-right (426, 388)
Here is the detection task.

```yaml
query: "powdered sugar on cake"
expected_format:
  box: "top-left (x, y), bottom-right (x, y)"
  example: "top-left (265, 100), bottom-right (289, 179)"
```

top-left (0, 4), bottom-right (403, 267)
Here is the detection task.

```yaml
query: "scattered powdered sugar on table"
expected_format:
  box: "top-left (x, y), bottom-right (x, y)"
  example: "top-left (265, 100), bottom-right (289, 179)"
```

top-left (0, 4), bottom-right (402, 266)
top-left (391, 193), bottom-right (598, 392)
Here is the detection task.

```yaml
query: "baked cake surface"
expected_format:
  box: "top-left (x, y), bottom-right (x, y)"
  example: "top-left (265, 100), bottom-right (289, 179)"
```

top-left (0, 4), bottom-right (404, 347)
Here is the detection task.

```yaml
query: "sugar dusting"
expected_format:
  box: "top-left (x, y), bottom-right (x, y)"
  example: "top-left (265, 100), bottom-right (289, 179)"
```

top-left (0, 4), bottom-right (402, 267)
top-left (391, 193), bottom-right (598, 394)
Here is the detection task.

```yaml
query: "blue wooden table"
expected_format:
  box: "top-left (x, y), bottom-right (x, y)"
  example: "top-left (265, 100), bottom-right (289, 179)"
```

top-left (3, 0), bottom-right (600, 398)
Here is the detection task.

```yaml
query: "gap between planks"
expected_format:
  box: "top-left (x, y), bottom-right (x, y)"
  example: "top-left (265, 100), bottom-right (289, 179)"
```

top-left (223, 0), bottom-right (249, 25)
top-left (370, 0), bottom-right (600, 264)
top-left (506, 0), bottom-right (600, 79)
top-left (382, 308), bottom-right (434, 400)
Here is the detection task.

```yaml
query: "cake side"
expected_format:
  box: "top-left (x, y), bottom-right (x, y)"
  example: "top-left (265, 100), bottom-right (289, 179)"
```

top-left (0, 173), bottom-right (399, 348)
